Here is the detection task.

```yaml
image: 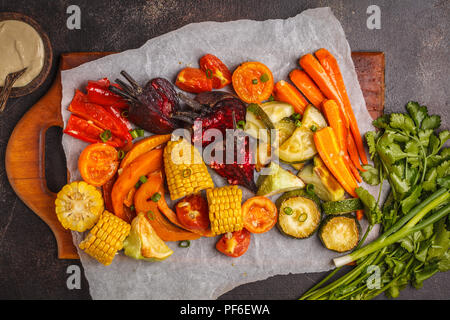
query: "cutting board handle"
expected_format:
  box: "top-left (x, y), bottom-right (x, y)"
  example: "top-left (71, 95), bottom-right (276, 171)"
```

top-left (5, 72), bottom-right (79, 259)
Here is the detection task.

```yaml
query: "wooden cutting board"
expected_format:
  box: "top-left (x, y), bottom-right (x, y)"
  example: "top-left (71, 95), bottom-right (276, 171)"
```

top-left (5, 51), bottom-right (385, 259)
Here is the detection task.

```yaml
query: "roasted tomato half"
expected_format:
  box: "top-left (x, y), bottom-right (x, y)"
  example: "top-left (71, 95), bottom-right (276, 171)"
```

top-left (199, 54), bottom-right (232, 89)
top-left (175, 194), bottom-right (210, 231)
top-left (242, 196), bottom-right (277, 234)
top-left (175, 67), bottom-right (212, 93)
top-left (78, 143), bottom-right (119, 187)
top-left (216, 229), bottom-right (251, 258)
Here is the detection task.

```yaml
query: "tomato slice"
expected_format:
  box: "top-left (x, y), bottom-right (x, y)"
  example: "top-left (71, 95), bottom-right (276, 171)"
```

top-left (175, 194), bottom-right (210, 231)
top-left (78, 143), bottom-right (119, 187)
top-left (199, 54), bottom-right (232, 89)
top-left (232, 61), bottom-right (274, 103)
top-left (175, 67), bottom-right (213, 93)
top-left (216, 229), bottom-right (251, 258)
top-left (242, 196), bottom-right (277, 233)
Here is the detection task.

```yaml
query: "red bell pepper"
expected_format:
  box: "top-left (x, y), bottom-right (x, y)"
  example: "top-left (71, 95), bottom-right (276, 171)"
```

top-left (68, 90), bottom-right (132, 142)
top-left (86, 78), bottom-right (129, 109)
top-left (103, 105), bottom-right (133, 131)
top-left (63, 115), bottom-right (125, 147)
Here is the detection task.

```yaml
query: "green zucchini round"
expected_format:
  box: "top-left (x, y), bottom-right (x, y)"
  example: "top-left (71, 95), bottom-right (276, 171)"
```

top-left (319, 214), bottom-right (361, 252)
top-left (277, 196), bottom-right (322, 239)
top-left (322, 198), bottom-right (363, 215)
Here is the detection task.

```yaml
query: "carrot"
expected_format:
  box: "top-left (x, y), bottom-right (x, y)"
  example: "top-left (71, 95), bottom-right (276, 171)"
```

top-left (120, 134), bottom-right (171, 169)
top-left (346, 155), bottom-right (362, 183)
top-left (321, 99), bottom-right (348, 154)
top-left (273, 80), bottom-right (308, 114)
top-left (314, 48), bottom-right (368, 164)
top-left (313, 127), bottom-right (358, 197)
top-left (347, 131), bottom-right (364, 171)
top-left (299, 54), bottom-right (349, 128)
top-left (111, 149), bottom-right (163, 222)
top-left (356, 210), bottom-right (364, 221)
top-left (289, 69), bottom-right (326, 109)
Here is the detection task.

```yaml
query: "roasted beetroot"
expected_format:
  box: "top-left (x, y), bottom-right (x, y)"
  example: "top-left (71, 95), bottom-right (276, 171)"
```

top-left (109, 71), bottom-right (181, 134)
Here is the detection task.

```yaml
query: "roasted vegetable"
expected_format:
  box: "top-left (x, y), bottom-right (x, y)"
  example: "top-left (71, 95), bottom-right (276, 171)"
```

top-left (232, 61), bottom-right (274, 104)
top-left (256, 162), bottom-right (305, 197)
top-left (289, 69), bottom-right (326, 109)
top-left (278, 105), bottom-right (327, 163)
top-left (273, 80), bottom-right (309, 114)
top-left (242, 196), bottom-right (277, 234)
top-left (175, 194), bottom-right (210, 232)
top-left (163, 139), bottom-right (214, 200)
top-left (216, 229), bottom-right (251, 258)
top-left (78, 143), bottom-right (119, 187)
top-left (79, 210), bottom-right (131, 265)
top-left (175, 67), bottom-right (213, 93)
top-left (111, 149), bottom-right (163, 222)
top-left (55, 181), bottom-right (104, 232)
top-left (297, 156), bottom-right (345, 202)
top-left (110, 71), bottom-right (182, 134)
top-left (319, 214), bottom-right (361, 253)
top-left (199, 54), bottom-right (232, 89)
top-left (85, 78), bottom-right (128, 109)
top-left (123, 212), bottom-right (174, 261)
top-left (206, 185), bottom-right (243, 236)
top-left (277, 195), bottom-right (322, 239)
top-left (322, 198), bottom-right (363, 215)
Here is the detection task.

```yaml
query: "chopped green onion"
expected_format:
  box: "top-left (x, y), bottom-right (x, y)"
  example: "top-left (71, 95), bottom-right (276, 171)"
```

top-left (130, 129), bottom-right (139, 139)
top-left (292, 113), bottom-right (301, 120)
top-left (306, 184), bottom-right (315, 196)
top-left (182, 168), bottom-right (192, 178)
top-left (252, 79), bottom-right (258, 85)
top-left (237, 120), bottom-right (246, 129)
top-left (268, 95), bottom-right (275, 102)
top-left (100, 129), bottom-right (112, 142)
top-left (310, 125), bottom-right (317, 132)
top-left (147, 210), bottom-right (155, 220)
top-left (118, 150), bottom-right (125, 160)
top-left (295, 120), bottom-right (302, 127)
top-left (179, 240), bottom-right (191, 248)
top-left (283, 207), bottom-right (293, 215)
top-left (130, 205), bottom-right (135, 211)
top-left (205, 69), bottom-right (213, 79)
top-left (139, 175), bottom-right (148, 184)
top-left (298, 213), bottom-right (308, 222)
top-left (135, 181), bottom-right (141, 189)
top-left (260, 73), bottom-right (269, 83)
top-left (151, 192), bottom-right (161, 202)
top-left (136, 128), bottom-right (145, 137)
top-left (121, 110), bottom-right (129, 118)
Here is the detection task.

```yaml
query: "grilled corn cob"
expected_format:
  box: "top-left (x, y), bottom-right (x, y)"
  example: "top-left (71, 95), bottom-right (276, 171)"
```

top-left (55, 181), bottom-right (104, 232)
top-left (79, 210), bottom-right (131, 266)
top-left (206, 185), bottom-right (243, 235)
top-left (163, 138), bottom-right (214, 200)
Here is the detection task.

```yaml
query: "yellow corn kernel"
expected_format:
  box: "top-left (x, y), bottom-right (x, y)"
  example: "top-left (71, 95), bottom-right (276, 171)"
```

top-left (79, 211), bottom-right (131, 266)
top-left (163, 138), bottom-right (214, 200)
top-left (206, 185), bottom-right (243, 235)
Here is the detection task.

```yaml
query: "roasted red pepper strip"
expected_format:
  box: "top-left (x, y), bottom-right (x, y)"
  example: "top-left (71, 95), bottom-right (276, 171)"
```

top-left (86, 78), bottom-right (129, 109)
top-left (68, 90), bottom-right (132, 142)
top-left (63, 114), bottom-right (125, 147)
top-left (103, 105), bottom-right (133, 131)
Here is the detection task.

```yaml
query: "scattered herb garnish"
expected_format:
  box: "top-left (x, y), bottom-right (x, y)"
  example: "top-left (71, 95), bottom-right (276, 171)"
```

top-left (252, 79), bottom-right (258, 85)
top-left (100, 129), bottom-right (112, 142)
top-left (260, 73), bottom-right (269, 83)
top-left (151, 192), bottom-right (161, 202)
top-left (179, 240), bottom-right (191, 248)
top-left (283, 207), bottom-right (293, 215)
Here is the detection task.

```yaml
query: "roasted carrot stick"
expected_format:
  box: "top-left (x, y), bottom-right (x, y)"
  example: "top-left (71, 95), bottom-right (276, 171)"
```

top-left (347, 131), bottom-right (364, 171)
top-left (321, 99), bottom-right (348, 154)
top-left (346, 154), bottom-right (362, 183)
top-left (356, 210), bottom-right (364, 221)
top-left (299, 54), bottom-right (349, 129)
top-left (314, 48), bottom-right (368, 165)
top-left (289, 69), bottom-right (326, 109)
top-left (314, 127), bottom-right (358, 197)
top-left (273, 80), bottom-right (309, 114)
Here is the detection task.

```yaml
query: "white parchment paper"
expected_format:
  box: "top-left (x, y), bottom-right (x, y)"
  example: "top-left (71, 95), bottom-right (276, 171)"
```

top-left (61, 7), bottom-right (383, 300)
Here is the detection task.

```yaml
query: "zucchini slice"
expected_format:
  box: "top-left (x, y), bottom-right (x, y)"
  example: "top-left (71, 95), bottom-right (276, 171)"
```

top-left (277, 196), bottom-right (321, 239)
top-left (277, 126), bottom-right (317, 163)
top-left (319, 215), bottom-right (361, 252)
top-left (275, 188), bottom-right (321, 212)
top-left (260, 101), bottom-right (295, 123)
top-left (301, 104), bottom-right (328, 130)
top-left (256, 162), bottom-right (305, 196)
top-left (274, 117), bottom-right (296, 145)
top-left (322, 198), bottom-right (363, 215)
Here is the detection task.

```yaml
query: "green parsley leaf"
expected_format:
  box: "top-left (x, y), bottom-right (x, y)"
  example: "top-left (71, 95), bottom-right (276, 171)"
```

top-left (406, 101), bottom-right (428, 129)
top-left (421, 115), bottom-right (441, 130)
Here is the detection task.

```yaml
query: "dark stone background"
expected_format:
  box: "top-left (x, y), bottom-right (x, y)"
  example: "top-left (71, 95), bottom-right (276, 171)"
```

top-left (0, 0), bottom-right (448, 300)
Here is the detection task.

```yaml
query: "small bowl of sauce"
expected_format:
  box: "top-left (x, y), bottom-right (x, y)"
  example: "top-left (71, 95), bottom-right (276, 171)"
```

top-left (0, 12), bottom-right (52, 98)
